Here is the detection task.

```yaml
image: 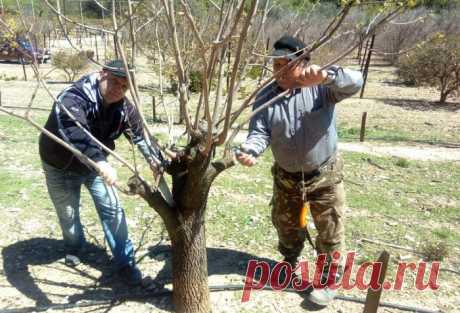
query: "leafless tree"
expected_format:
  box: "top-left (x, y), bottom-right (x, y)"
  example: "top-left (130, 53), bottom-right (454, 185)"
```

top-left (0, 1), bottom-right (411, 312)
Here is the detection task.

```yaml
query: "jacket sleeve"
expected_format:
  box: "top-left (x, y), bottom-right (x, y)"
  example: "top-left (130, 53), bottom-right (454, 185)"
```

top-left (242, 93), bottom-right (272, 157)
top-left (55, 93), bottom-right (106, 162)
top-left (322, 66), bottom-right (363, 104)
top-left (123, 101), bottom-right (165, 164)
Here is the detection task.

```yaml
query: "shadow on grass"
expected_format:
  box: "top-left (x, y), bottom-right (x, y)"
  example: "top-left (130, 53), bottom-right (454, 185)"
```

top-left (2, 239), bottom-right (326, 312)
top-left (1, 238), bottom-right (173, 312)
top-left (149, 244), bottom-right (324, 311)
top-left (369, 97), bottom-right (460, 112)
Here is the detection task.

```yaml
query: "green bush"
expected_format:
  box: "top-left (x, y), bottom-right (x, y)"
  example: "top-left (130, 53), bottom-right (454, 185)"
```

top-left (395, 157), bottom-right (410, 168)
top-left (189, 70), bottom-right (203, 93)
top-left (52, 50), bottom-right (92, 82)
top-left (246, 66), bottom-right (263, 81)
top-left (398, 35), bottom-right (460, 104)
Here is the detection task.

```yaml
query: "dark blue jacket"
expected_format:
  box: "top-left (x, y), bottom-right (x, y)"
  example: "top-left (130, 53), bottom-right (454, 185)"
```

top-left (39, 73), bottom-right (161, 173)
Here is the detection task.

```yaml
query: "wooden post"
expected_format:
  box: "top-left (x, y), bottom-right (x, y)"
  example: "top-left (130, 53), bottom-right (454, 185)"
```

top-left (357, 41), bottom-right (363, 62)
top-left (20, 57), bottom-right (28, 81)
top-left (152, 96), bottom-right (156, 122)
top-left (103, 33), bottom-right (107, 62)
top-left (360, 38), bottom-right (371, 72)
top-left (94, 33), bottom-right (99, 61)
top-left (114, 35), bottom-right (118, 59)
top-left (360, 112), bottom-right (367, 142)
top-left (363, 251), bottom-right (390, 313)
top-left (360, 34), bottom-right (375, 99)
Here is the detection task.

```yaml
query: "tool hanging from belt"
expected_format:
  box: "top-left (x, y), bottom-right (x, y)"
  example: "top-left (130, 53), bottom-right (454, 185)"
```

top-left (301, 170), bottom-right (316, 252)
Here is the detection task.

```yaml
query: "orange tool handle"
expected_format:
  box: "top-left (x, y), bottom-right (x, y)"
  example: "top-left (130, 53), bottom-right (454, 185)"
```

top-left (299, 202), bottom-right (309, 228)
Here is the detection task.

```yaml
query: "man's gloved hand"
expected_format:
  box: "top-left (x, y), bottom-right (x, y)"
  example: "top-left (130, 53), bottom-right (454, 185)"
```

top-left (234, 147), bottom-right (257, 167)
top-left (96, 161), bottom-right (117, 186)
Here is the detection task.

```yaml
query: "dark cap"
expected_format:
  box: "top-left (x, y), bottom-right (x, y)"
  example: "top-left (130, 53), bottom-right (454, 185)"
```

top-left (271, 35), bottom-right (310, 61)
top-left (102, 59), bottom-right (134, 78)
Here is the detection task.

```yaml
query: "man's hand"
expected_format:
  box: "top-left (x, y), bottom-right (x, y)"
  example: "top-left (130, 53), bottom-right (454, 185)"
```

top-left (235, 149), bottom-right (257, 167)
top-left (296, 64), bottom-right (327, 87)
top-left (149, 160), bottom-right (163, 178)
top-left (97, 161), bottom-right (117, 186)
top-left (275, 62), bottom-right (327, 90)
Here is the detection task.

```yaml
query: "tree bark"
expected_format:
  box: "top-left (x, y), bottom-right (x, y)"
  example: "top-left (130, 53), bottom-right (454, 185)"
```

top-left (131, 148), bottom-right (217, 313)
top-left (171, 205), bottom-right (210, 313)
top-left (440, 92), bottom-right (448, 104)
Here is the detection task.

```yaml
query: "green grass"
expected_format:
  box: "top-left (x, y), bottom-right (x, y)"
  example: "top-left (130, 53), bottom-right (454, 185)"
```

top-left (337, 125), bottom-right (448, 145)
top-left (0, 113), bottom-right (459, 280)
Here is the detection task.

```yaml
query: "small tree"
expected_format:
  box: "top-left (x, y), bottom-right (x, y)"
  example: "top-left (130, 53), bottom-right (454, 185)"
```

top-left (52, 50), bottom-right (93, 82)
top-left (398, 35), bottom-right (460, 104)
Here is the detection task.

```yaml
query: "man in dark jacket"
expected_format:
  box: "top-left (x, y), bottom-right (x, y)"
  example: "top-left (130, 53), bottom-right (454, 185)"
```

top-left (39, 60), bottom-right (163, 285)
top-left (236, 36), bottom-right (363, 305)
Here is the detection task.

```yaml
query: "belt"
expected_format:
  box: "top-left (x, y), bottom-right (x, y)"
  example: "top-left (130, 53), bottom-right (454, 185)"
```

top-left (275, 152), bottom-right (337, 181)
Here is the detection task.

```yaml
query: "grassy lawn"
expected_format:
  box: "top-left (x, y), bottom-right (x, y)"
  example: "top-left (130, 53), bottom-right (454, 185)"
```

top-left (1, 111), bottom-right (458, 263)
top-left (0, 80), bottom-right (459, 311)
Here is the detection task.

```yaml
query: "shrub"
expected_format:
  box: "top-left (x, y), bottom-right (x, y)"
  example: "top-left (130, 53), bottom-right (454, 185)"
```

top-left (188, 70), bottom-right (203, 93)
top-left (398, 35), bottom-right (460, 104)
top-left (52, 50), bottom-right (93, 82)
top-left (395, 157), bottom-right (410, 168)
top-left (246, 65), bottom-right (263, 81)
top-left (421, 241), bottom-right (448, 261)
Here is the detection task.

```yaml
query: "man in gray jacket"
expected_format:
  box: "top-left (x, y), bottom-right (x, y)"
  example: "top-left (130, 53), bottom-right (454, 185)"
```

top-left (236, 36), bottom-right (363, 306)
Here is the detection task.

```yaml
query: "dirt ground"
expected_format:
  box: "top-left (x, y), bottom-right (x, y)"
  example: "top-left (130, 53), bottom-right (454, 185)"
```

top-left (0, 55), bottom-right (459, 313)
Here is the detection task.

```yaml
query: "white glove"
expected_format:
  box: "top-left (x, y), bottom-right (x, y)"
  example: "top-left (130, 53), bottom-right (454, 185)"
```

top-left (96, 161), bottom-right (117, 186)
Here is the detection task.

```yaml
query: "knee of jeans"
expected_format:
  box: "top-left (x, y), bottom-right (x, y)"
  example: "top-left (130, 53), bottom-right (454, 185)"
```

top-left (99, 201), bottom-right (124, 221)
top-left (58, 205), bottom-right (76, 223)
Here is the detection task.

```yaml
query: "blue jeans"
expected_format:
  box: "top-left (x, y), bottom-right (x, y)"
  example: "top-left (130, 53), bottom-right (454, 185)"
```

top-left (42, 162), bottom-right (135, 269)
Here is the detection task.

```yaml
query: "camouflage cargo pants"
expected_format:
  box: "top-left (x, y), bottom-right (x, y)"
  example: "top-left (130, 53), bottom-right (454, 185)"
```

top-left (271, 154), bottom-right (346, 261)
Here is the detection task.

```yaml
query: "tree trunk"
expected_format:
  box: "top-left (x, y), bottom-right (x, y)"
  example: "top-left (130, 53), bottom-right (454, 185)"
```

top-left (130, 145), bottom-right (225, 313)
top-left (440, 92), bottom-right (448, 104)
top-left (171, 206), bottom-right (210, 313)
top-left (439, 80), bottom-right (448, 104)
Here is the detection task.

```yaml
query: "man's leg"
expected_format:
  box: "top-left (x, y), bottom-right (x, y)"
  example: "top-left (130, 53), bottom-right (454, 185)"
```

top-left (84, 174), bottom-right (135, 269)
top-left (271, 166), bottom-right (306, 265)
top-left (42, 162), bottom-right (85, 252)
top-left (306, 182), bottom-right (346, 306)
top-left (308, 182), bottom-right (345, 257)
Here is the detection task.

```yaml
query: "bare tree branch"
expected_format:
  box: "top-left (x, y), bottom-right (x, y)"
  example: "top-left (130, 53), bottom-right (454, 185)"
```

top-left (43, 0), bottom-right (115, 34)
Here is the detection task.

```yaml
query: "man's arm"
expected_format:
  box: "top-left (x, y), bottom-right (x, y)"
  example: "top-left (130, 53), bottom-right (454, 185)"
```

top-left (55, 93), bottom-right (117, 184)
top-left (236, 93), bottom-right (272, 166)
top-left (55, 93), bottom-right (106, 162)
top-left (321, 66), bottom-right (363, 104)
top-left (123, 101), bottom-right (165, 169)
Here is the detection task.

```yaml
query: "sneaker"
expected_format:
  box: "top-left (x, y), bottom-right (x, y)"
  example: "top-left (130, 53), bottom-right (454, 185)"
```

top-left (118, 265), bottom-right (143, 286)
top-left (306, 271), bottom-right (340, 306)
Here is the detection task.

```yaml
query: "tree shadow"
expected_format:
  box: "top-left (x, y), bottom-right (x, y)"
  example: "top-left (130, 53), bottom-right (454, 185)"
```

top-left (1, 238), bottom-right (172, 312)
top-left (148, 244), bottom-right (279, 284)
top-left (149, 245), bottom-right (326, 311)
top-left (2, 239), bottom-right (328, 312)
top-left (368, 97), bottom-right (460, 112)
